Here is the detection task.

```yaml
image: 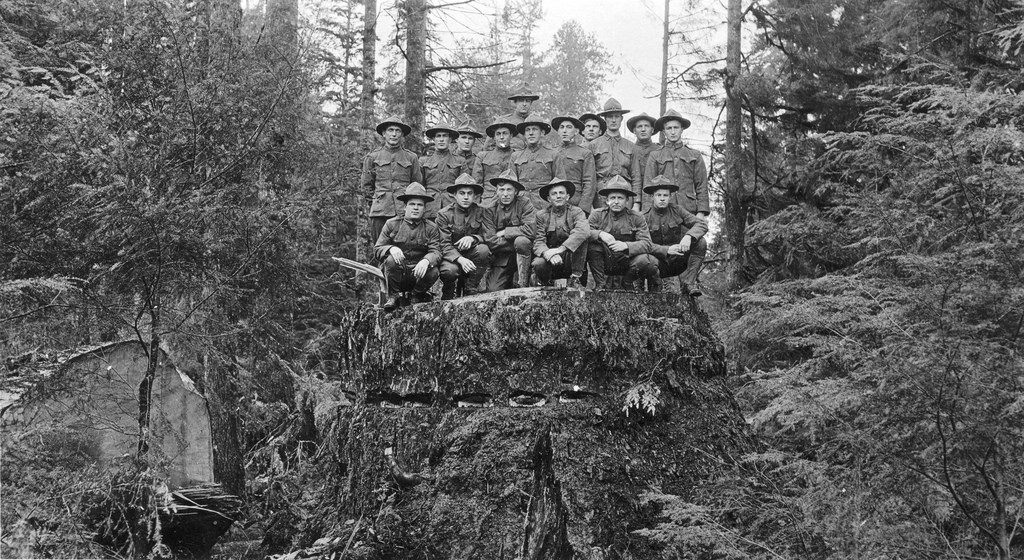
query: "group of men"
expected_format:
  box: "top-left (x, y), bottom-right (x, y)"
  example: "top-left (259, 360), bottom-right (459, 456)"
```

top-left (361, 87), bottom-right (710, 311)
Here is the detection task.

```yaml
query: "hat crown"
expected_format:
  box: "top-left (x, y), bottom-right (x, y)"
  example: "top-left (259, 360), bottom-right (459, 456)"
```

top-left (603, 98), bottom-right (623, 111)
top-left (379, 115), bottom-right (409, 128)
top-left (454, 173), bottom-right (478, 186)
top-left (496, 169), bottom-right (518, 182)
top-left (508, 85), bottom-right (540, 100)
top-left (404, 182), bottom-right (428, 196)
top-left (605, 175), bottom-right (631, 190)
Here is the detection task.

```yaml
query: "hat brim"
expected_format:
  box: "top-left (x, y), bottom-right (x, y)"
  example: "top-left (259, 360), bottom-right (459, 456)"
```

top-left (597, 109), bottom-right (630, 117)
top-left (446, 183), bottom-right (485, 195)
top-left (580, 114), bottom-right (607, 135)
top-left (485, 123), bottom-right (518, 138)
top-left (654, 115), bottom-right (692, 132)
top-left (377, 121), bottom-right (412, 136)
top-left (458, 129), bottom-right (484, 139)
top-left (516, 121), bottom-right (552, 135)
top-left (539, 181), bottom-right (576, 200)
top-left (626, 115), bottom-right (656, 132)
top-left (489, 176), bottom-right (525, 191)
top-left (508, 94), bottom-right (540, 102)
top-left (598, 187), bottom-right (635, 198)
top-left (396, 193), bottom-right (434, 203)
top-left (551, 116), bottom-right (584, 132)
top-left (425, 127), bottom-right (459, 138)
top-left (642, 184), bottom-right (679, 195)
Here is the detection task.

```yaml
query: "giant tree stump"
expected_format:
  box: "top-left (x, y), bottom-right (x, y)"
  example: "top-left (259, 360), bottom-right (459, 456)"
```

top-left (322, 288), bottom-right (749, 559)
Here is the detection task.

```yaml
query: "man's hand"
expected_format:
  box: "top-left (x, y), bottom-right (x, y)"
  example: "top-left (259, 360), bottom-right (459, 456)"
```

top-left (455, 236), bottom-right (475, 251)
top-left (495, 228), bottom-right (507, 239)
top-left (599, 231), bottom-right (616, 244)
top-left (413, 259), bottom-right (430, 279)
top-left (457, 256), bottom-right (476, 273)
top-left (678, 235), bottom-right (692, 252)
top-left (389, 246), bottom-right (405, 264)
top-left (608, 240), bottom-right (628, 252)
top-left (542, 248), bottom-right (560, 261)
top-left (697, 211), bottom-right (709, 219)
top-left (549, 253), bottom-right (563, 266)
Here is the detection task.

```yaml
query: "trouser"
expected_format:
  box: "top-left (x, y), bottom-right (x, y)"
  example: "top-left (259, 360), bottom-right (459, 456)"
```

top-left (587, 242), bottom-right (659, 290)
top-left (439, 244), bottom-right (492, 298)
top-left (486, 236), bottom-right (533, 291)
top-left (533, 246), bottom-right (587, 285)
top-left (652, 237), bottom-right (707, 291)
top-left (382, 256), bottom-right (439, 295)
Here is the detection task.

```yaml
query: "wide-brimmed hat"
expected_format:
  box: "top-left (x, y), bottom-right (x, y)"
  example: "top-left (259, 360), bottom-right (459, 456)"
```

top-left (396, 182), bottom-right (434, 203)
top-left (551, 115), bottom-right (584, 132)
top-left (485, 118), bottom-right (519, 138)
top-left (456, 120), bottom-right (484, 139)
top-left (446, 173), bottom-right (484, 195)
top-left (539, 177), bottom-right (576, 200)
top-left (642, 174), bottom-right (680, 195)
top-left (489, 168), bottom-right (525, 191)
top-left (507, 85), bottom-right (540, 102)
top-left (376, 115), bottom-right (412, 136)
top-left (579, 113), bottom-right (607, 135)
top-left (598, 175), bottom-right (635, 198)
top-left (597, 98), bottom-right (630, 117)
top-left (516, 118), bottom-right (551, 135)
top-left (425, 122), bottom-right (459, 138)
top-left (654, 109), bottom-right (692, 132)
top-left (626, 112), bottom-right (657, 133)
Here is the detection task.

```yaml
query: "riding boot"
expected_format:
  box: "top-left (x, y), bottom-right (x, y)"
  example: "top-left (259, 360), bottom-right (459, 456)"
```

top-left (516, 253), bottom-right (532, 288)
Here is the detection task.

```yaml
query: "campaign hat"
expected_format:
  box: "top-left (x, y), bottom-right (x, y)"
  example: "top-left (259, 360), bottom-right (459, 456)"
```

top-left (597, 175), bottom-right (635, 198)
top-left (642, 174), bottom-right (680, 195)
top-left (539, 177), bottom-right (576, 200)
top-left (489, 168), bottom-right (525, 191)
top-left (376, 115), bottom-right (412, 136)
top-left (626, 112), bottom-right (657, 133)
top-left (396, 182), bottom-right (434, 203)
top-left (654, 109), bottom-right (692, 132)
top-left (579, 113), bottom-right (607, 135)
top-left (551, 115), bottom-right (584, 132)
top-left (446, 173), bottom-right (484, 195)
top-left (597, 97), bottom-right (630, 117)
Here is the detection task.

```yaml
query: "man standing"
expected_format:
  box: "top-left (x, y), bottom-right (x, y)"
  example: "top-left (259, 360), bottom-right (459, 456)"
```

top-left (590, 98), bottom-right (635, 211)
top-left (485, 169), bottom-right (536, 291)
top-left (643, 175), bottom-right (708, 296)
top-left (374, 183), bottom-right (442, 311)
top-left (627, 112), bottom-right (658, 210)
top-left (513, 118), bottom-right (562, 209)
top-left (645, 109), bottom-right (710, 218)
top-left (495, 85), bottom-right (540, 150)
top-left (551, 115), bottom-right (597, 213)
top-left (472, 118), bottom-right (519, 207)
top-left (586, 176), bottom-right (658, 291)
top-left (436, 174), bottom-right (493, 300)
top-left (533, 178), bottom-right (589, 289)
top-left (579, 112), bottom-right (606, 146)
top-left (419, 121), bottom-right (464, 218)
top-left (362, 116), bottom-right (423, 243)
top-left (455, 120), bottom-right (482, 173)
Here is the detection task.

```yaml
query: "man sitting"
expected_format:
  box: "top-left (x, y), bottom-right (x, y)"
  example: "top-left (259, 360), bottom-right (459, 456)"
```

top-left (642, 175), bottom-right (709, 296)
top-left (374, 183), bottom-right (443, 311)
top-left (532, 178), bottom-right (590, 288)
top-left (586, 175), bottom-right (658, 291)
top-left (436, 173), bottom-right (493, 300)
top-left (486, 169), bottom-right (536, 291)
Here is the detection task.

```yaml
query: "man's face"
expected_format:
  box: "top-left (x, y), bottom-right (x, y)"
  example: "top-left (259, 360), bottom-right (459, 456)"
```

top-left (583, 119), bottom-right (602, 141)
top-left (456, 133), bottom-right (474, 152)
top-left (514, 99), bottom-right (532, 115)
top-left (652, 189), bottom-right (672, 209)
top-left (494, 128), bottom-right (512, 148)
top-left (524, 125), bottom-right (542, 146)
top-left (634, 121), bottom-right (653, 141)
top-left (605, 114), bottom-right (622, 132)
top-left (606, 192), bottom-right (628, 212)
top-left (384, 125), bottom-right (404, 147)
top-left (547, 185), bottom-right (569, 207)
top-left (495, 182), bottom-right (517, 206)
top-left (432, 131), bottom-right (450, 151)
top-left (404, 198), bottom-right (425, 219)
top-left (663, 121), bottom-right (683, 142)
top-left (455, 187), bottom-right (475, 208)
top-left (558, 121), bottom-right (577, 144)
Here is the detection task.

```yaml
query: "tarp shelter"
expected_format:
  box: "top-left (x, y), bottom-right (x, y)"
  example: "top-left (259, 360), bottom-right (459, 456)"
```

top-left (1, 340), bottom-right (214, 488)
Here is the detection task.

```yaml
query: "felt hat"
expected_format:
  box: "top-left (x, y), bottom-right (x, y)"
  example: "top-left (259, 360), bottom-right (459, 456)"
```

top-left (642, 174), bottom-right (680, 195)
top-left (579, 113), bottom-right (607, 135)
top-left (626, 112), bottom-right (657, 133)
top-left (597, 97), bottom-right (630, 117)
top-left (539, 177), bottom-right (576, 200)
top-left (425, 122), bottom-right (459, 138)
top-left (489, 168), bottom-right (525, 191)
top-left (396, 182), bottom-right (434, 203)
top-left (456, 120), bottom-right (484, 139)
top-left (654, 109), bottom-right (692, 132)
top-left (507, 85), bottom-right (540, 102)
top-left (446, 173), bottom-right (484, 195)
top-left (551, 115), bottom-right (584, 132)
top-left (376, 115), bottom-right (412, 136)
top-left (485, 118), bottom-right (519, 138)
top-left (598, 175), bottom-right (635, 198)
top-left (516, 118), bottom-right (552, 135)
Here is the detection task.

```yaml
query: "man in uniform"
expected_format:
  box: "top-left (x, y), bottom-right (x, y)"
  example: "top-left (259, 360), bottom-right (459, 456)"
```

top-left (551, 115), bottom-right (597, 212)
top-left (374, 183), bottom-right (442, 311)
top-left (643, 175), bottom-right (708, 296)
top-left (532, 178), bottom-right (589, 288)
top-left (580, 112), bottom-right (606, 146)
top-left (627, 112), bottom-right (659, 210)
top-left (362, 116), bottom-right (423, 243)
top-left (455, 120), bottom-right (482, 173)
top-left (485, 169), bottom-right (535, 290)
top-left (590, 98), bottom-right (635, 211)
top-left (644, 109), bottom-right (710, 218)
top-left (493, 85), bottom-right (540, 150)
top-left (512, 118), bottom-right (563, 209)
top-left (472, 118), bottom-right (519, 207)
top-left (586, 175), bottom-right (658, 291)
top-left (419, 121), bottom-right (465, 218)
top-left (436, 173), bottom-right (493, 300)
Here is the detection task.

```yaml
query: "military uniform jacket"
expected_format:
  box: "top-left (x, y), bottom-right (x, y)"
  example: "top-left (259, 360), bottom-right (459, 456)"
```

top-left (591, 133), bottom-right (635, 188)
top-left (533, 205), bottom-right (590, 256)
top-left (419, 150), bottom-right (465, 217)
top-left (456, 149), bottom-right (477, 177)
top-left (373, 217), bottom-right (442, 266)
top-left (630, 139), bottom-right (660, 208)
top-left (487, 197), bottom-right (536, 254)
top-left (587, 208), bottom-right (653, 256)
top-left (643, 141), bottom-right (710, 214)
top-left (435, 203), bottom-right (492, 262)
top-left (513, 144), bottom-right (564, 209)
top-left (643, 204), bottom-right (708, 258)
top-left (486, 112), bottom-right (529, 151)
top-left (362, 145), bottom-right (423, 218)
top-left (555, 142), bottom-right (597, 213)
top-left (472, 146), bottom-right (515, 207)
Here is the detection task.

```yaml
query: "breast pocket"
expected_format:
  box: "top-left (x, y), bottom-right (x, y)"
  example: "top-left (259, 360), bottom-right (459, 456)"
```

top-left (393, 159), bottom-right (413, 184)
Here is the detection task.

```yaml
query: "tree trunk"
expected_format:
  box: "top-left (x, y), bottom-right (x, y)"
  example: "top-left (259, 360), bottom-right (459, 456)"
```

top-left (360, 0), bottom-right (378, 133)
top-left (197, 0), bottom-right (241, 74)
top-left (204, 353), bottom-right (246, 496)
top-left (403, 0), bottom-right (426, 153)
top-left (724, 0), bottom-right (745, 280)
top-left (264, 0), bottom-right (300, 190)
top-left (659, 0), bottom-right (670, 118)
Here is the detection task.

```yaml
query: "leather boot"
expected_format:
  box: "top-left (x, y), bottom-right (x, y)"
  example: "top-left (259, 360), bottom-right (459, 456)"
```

top-left (464, 267), bottom-right (486, 295)
top-left (516, 254), bottom-right (532, 288)
top-left (410, 291), bottom-right (434, 304)
top-left (382, 295), bottom-right (401, 312)
top-left (648, 277), bottom-right (663, 293)
top-left (441, 281), bottom-right (457, 300)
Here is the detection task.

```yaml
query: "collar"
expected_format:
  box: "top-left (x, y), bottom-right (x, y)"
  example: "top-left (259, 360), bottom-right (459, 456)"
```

top-left (549, 204), bottom-right (568, 215)
top-left (403, 217), bottom-right (423, 226)
top-left (609, 208), bottom-right (627, 217)
top-left (385, 144), bottom-right (402, 152)
top-left (653, 205), bottom-right (670, 214)
top-left (527, 144), bottom-right (541, 152)
top-left (664, 139), bottom-right (683, 148)
top-left (435, 148), bottom-right (450, 155)
top-left (455, 203), bottom-right (474, 215)
top-left (637, 138), bottom-right (653, 146)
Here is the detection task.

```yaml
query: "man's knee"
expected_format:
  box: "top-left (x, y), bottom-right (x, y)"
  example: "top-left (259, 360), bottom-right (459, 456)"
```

top-left (439, 261), bottom-right (460, 281)
top-left (692, 237), bottom-right (707, 256)
top-left (470, 244), bottom-right (491, 263)
top-left (633, 255), bottom-right (659, 277)
top-left (513, 236), bottom-right (532, 255)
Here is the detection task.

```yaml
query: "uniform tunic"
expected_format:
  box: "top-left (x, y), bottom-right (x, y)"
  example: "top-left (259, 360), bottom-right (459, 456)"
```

top-left (373, 217), bottom-right (442, 294)
top-left (643, 140), bottom-right (710, 215)
top-left (590, 133), bottom-right (635, 208)
top-left (435, 203), bottom-right (492, 262)
top-left (555, 142), bottom-right (597, 213)
top-left (512, 144), bottom-right (563, 209)
top-left (487, 196), bottom-right (536, 263)
top-left (472, 146), bottom-right (515, 207)
top-left (362, 145), bottom-right (423, 219)
top-left (419, 149), bottom-right (465, 218)
top-left (456, 149), bottom-right (477, 178)
top-left (630, 139), bottom-right (660, 209)
top-left (532, 204), bottom-right (590, 281)
top-left (643, 203), bottom-right (708, 286)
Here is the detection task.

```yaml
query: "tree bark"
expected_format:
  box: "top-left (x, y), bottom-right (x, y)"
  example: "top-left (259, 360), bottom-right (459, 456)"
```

top-left (403, 0), bottom-right (426, 153)
top-left (360, 0), bottom-right (377, 133)
top-left (724, 0), bottom-right (746, 278)
top-left (197, 0), bottom-right (241, 74)
top-left (660, 0), bottom-right (670, 118)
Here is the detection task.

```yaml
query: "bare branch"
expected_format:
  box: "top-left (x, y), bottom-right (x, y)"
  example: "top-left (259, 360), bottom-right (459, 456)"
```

top-left (425, 59), bottom-right (514, 74)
